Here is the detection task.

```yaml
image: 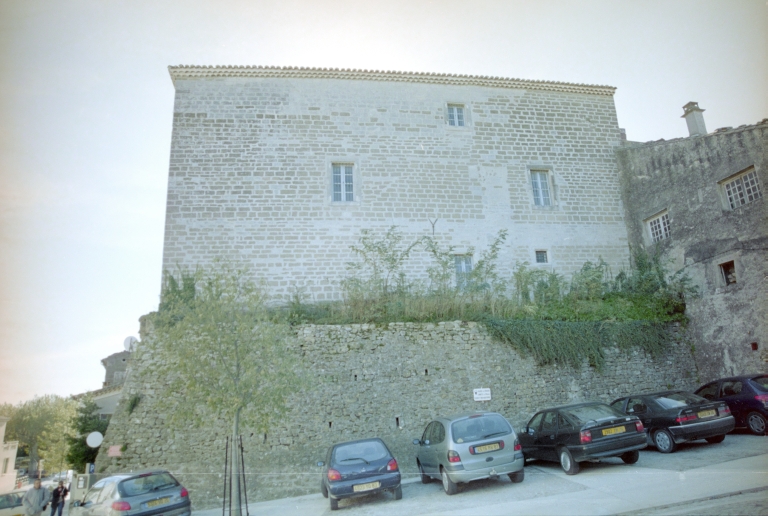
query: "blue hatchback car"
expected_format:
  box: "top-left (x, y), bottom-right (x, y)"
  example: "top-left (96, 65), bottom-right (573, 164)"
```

top-left (695, 374), bottom-right (768, 435)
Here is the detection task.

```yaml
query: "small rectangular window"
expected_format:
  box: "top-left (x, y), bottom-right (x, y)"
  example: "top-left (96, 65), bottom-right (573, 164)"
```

top-left (2, 458), bottom-right (8, 474)
top-left (447, 104), bottom-right (465, 127)
top-left (647, 211), bottom-right (670, 243)
top-left (721, 167), bottom-right (762, 209)
top-left (530, 170), bottom-right (552, 206)
top-left (332, 163), bottom-right (354, 202)
top-left (719, 261), bottom-right (736, 285)
top-left (535, 250), bottom-right (548, 263)
top-left (454, 255), bottom-right (472, 289)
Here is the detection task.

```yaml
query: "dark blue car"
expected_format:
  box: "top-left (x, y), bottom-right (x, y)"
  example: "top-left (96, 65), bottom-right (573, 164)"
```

top-left (695, 375), bottom-right (768, 435)
top-left (318, 438), bottom-right (402, 511)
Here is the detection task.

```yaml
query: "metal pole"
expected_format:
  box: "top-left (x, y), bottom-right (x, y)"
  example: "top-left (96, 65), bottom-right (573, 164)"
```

top-left (228, 438), bottom-right (233, 516)
top-left (222, 436), bottom-right (229, 516)
top-left (239, 435), bottom-right (249, 516)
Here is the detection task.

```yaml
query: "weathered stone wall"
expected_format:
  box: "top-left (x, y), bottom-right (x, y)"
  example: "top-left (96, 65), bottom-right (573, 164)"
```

top-left (616, 121), bottom-right (768, 381)
top-left (162, 68), bottom-right (630, 302)
top-left (97, 321), bottom-right (696, 506)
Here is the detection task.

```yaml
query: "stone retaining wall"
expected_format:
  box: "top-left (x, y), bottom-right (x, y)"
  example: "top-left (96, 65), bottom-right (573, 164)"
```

top-left (96, 321), bottom-right (697, 506)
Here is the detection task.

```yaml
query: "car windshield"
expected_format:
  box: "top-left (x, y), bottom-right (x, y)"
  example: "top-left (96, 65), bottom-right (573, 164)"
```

top-left (333, 441), bottom-right (388, 464)
top-left (751, 376), bottom-right (768, 392)
top-left (0, 493), bottom-right (22, 509)
top-left (563, 404), bottom-right (622, 424)
top-left (118, 473), bottom-right (178, 497)
top-left (652, 392), bottom-right (706, 409)
top-left (451, 414), bottom-right (512, 444)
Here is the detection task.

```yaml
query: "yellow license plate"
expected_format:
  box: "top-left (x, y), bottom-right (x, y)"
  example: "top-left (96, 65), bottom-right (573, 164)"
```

top-left (353, 481), bottom-right (380, 493)
top-left (698, 409), bottom-right (716, 418)
top-left (146, 497), bottom-right (170, 508)
top-left (602, 426), bottom-right (626, 436)
top-left (475, 443), bottom-right (501, 453)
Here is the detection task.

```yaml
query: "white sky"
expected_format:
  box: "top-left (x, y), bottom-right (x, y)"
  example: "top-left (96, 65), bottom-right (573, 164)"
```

top-left (1, 0), bottom-right (766, 405)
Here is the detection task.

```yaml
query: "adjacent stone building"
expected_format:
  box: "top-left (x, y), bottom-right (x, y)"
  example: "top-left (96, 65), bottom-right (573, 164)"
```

top-left (163, 66), bottom-right (632, 300)
top-left (616, 106), bottom-right (767, 382)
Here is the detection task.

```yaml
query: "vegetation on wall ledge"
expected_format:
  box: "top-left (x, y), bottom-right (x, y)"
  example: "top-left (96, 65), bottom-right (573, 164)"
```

top-left (285, 227), bottom-right (698, 369)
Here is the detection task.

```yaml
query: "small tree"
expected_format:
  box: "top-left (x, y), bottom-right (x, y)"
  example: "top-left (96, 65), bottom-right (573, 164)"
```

top-left (66, 398), bottom-right (109, 473)
top-left (149, 263), bottom-right (302, 515)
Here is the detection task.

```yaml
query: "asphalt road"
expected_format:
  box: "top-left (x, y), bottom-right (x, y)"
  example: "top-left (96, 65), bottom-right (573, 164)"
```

top-left (193, 430), bottom-right (768, 515)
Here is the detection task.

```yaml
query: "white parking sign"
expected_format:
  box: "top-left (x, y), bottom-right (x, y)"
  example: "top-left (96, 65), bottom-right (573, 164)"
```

top-left (473, 388), bottom-right (491, 401)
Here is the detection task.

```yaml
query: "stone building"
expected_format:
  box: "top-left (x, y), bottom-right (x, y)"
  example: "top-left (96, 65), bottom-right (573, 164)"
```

top-left (163, 66), bottom-right (632, 300)
top-left (617, 106), bottom-right (767, 382)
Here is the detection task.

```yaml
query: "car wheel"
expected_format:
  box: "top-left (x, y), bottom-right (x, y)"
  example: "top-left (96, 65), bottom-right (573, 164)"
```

top-left (330, 497), bottom-right (338, 511)
top-left (393, 485), bottom-right (402, 500)
top-left (621, 450), bottom-right (639, 464)
top-left (418, 462), bottom-right (430, 484)
top-left (508, 469), bottom-right (524, 483)
top-left (747, 412), bottom-right (767, 435)
top-left (441, 468), bottom-right (458, 495)
top-left (654, 429), bottom-right (677, 453)
top-left (705, 434), bottom-right (725, 444)
top-left (558, 447), bottom-right (580, 475)
top-left (321, 481), bottom-right (328, 498)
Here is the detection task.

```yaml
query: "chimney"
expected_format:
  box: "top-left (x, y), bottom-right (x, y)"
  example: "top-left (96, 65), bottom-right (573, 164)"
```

top-left (681, 101), bottom-right (707, 136)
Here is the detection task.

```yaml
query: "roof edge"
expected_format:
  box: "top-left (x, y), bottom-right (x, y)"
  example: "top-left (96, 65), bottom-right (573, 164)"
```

top-left (167, 65), bottom-right (616, 96)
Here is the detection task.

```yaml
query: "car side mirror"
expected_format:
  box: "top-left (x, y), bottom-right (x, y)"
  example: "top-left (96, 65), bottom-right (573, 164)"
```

top-left (527, 427), bottom-right (535, 435)
top-left (317, 461), bottom-right (324, 467)
top-left (72, 501), bottom-right (81, 508)
top-left (412, 439), bottom-right (421, 445)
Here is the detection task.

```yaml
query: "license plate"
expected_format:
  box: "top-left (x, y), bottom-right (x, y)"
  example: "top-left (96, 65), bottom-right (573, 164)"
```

top-left (146, 497), bottom-right (170, 508)
top-left (698, 409), bottom-right (716, 418)
top-left (353, 481), bottom-right (380, 493)
top-left (602, 426), bottom-right (626, 436)
top-left (475, 443), bottom-right (501, 453)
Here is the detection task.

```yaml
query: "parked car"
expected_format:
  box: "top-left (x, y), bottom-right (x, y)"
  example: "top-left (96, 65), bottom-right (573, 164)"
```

top-left (412, 412), bottom-right (524, 495)
top-left (694, 375), bottom-right (768, 435)
top-left (0, 491), bottom-right (24, 516)
top-left (519, 402), bottom-right (646, 474)
top-left (70, 470), bottom-right (190, 516)
top-left (611, 390), bottom-right (734, 453)
top-left (318, 438), bottom-right (401, 511)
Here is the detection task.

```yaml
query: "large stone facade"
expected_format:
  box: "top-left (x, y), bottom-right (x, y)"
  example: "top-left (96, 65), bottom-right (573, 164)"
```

top-left (96, 322), bottom-right (696, 505)
top-left (616, 117), bottom-right (768, 382)
top-left (163, 67), bottom-right (631, 301)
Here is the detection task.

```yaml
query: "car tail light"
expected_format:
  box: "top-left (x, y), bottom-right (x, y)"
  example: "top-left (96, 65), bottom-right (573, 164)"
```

top-left (327, 469), bottom-right (341, 482)
top-left (720, 405), bottom-right (731, 415)
top-left (447, 450), bottom-right (461, 463)
top-left (675, 413), bottom-right (698, 423)
top-left (111, 502), bottom-right (131, 511)
top-left (756, 395), bottom-right (768, 407)
top-left (180, 487), bottom-right (189, 498)
top-left (635, 421), bottom-right (644, 432)
top-left (579, 430), bottom-right (592, 444)
top-left (514, 439), bottom-right (521, 452)
top-left (386, 458), bottom-right (398, 471)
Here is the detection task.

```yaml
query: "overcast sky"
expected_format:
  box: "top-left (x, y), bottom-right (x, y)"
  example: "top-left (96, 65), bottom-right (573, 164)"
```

top-left (1, 0), bottom-right (766, 405)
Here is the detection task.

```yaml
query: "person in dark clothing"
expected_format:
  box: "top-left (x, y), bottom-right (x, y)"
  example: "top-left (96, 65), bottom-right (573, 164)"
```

top-left (50, 481), bottom-right (68, 516)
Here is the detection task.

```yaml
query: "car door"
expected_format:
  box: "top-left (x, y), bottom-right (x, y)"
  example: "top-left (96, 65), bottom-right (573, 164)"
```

top-left (534, 411), bottom-right (559, 461)
top-left (626, 397), bottom-right (654, 441)
top-left (78, 480), bottom-right (106, 516)
top-left (91, 481), bottom-right (117, 516)
top-left (720, 380), bottom-right (747, 424)
top-left (521, 412), bottom-right (545, 459)
top-left (419, 422), bottom-right (439, 475)
top-left (695, 381), bottom-right (720, 401)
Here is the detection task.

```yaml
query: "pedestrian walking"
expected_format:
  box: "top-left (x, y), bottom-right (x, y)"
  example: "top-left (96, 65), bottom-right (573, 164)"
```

top-left (22, 479), bottom-right (51, 516)
top-left (50, 482), bottom-right (68, 516)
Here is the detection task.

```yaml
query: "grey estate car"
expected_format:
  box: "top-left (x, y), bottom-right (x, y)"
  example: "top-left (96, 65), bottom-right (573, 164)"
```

top-left (71, 470), bottom-right (190, 516)
top-left (413, 412), bottom-right (525, 495)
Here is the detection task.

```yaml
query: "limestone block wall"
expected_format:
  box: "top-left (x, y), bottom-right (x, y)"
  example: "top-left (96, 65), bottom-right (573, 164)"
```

top-left (616, 121), bottom-right (768, 380)
top-left (97, 321), bottom-right (696, 506)
top-left (162, 68), bottom-right (631, 302)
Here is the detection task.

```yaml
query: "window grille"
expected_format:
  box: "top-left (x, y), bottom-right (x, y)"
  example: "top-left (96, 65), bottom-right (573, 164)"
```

top-left (332, 164), bottom-right (354, 202)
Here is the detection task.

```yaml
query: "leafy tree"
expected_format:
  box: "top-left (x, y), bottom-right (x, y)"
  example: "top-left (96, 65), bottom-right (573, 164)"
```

top-left (66, 398), bottom-right (109, 473)
top-left (150, 263), bottom-right (302, 515)
top-left (6, 395), bottom-right (76, 476)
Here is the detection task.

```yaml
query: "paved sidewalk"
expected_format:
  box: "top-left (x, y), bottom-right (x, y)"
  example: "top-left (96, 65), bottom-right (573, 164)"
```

top-left (192, 451), bottom-right (768, 515)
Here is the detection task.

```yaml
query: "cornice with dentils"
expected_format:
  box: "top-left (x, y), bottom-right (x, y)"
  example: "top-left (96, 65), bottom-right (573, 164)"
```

top-left (168, 65), bottom-right (617, 96)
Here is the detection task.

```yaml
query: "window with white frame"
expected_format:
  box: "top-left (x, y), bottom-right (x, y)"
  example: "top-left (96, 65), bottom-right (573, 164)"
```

top-left (535, 250), bottom-right (548, 264)
top-left (454, 255), bottom-right (472, 289)
top-left (332, 163), bottom-right (354, 202)
top-left (647, 211), bottom-right (670, 243)
top-left (530, 170), bottom-right (552, 206)
top-left (721, 167), bottom-right (762, 210)
top-left (447, 104), bottom-right (465, 127)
